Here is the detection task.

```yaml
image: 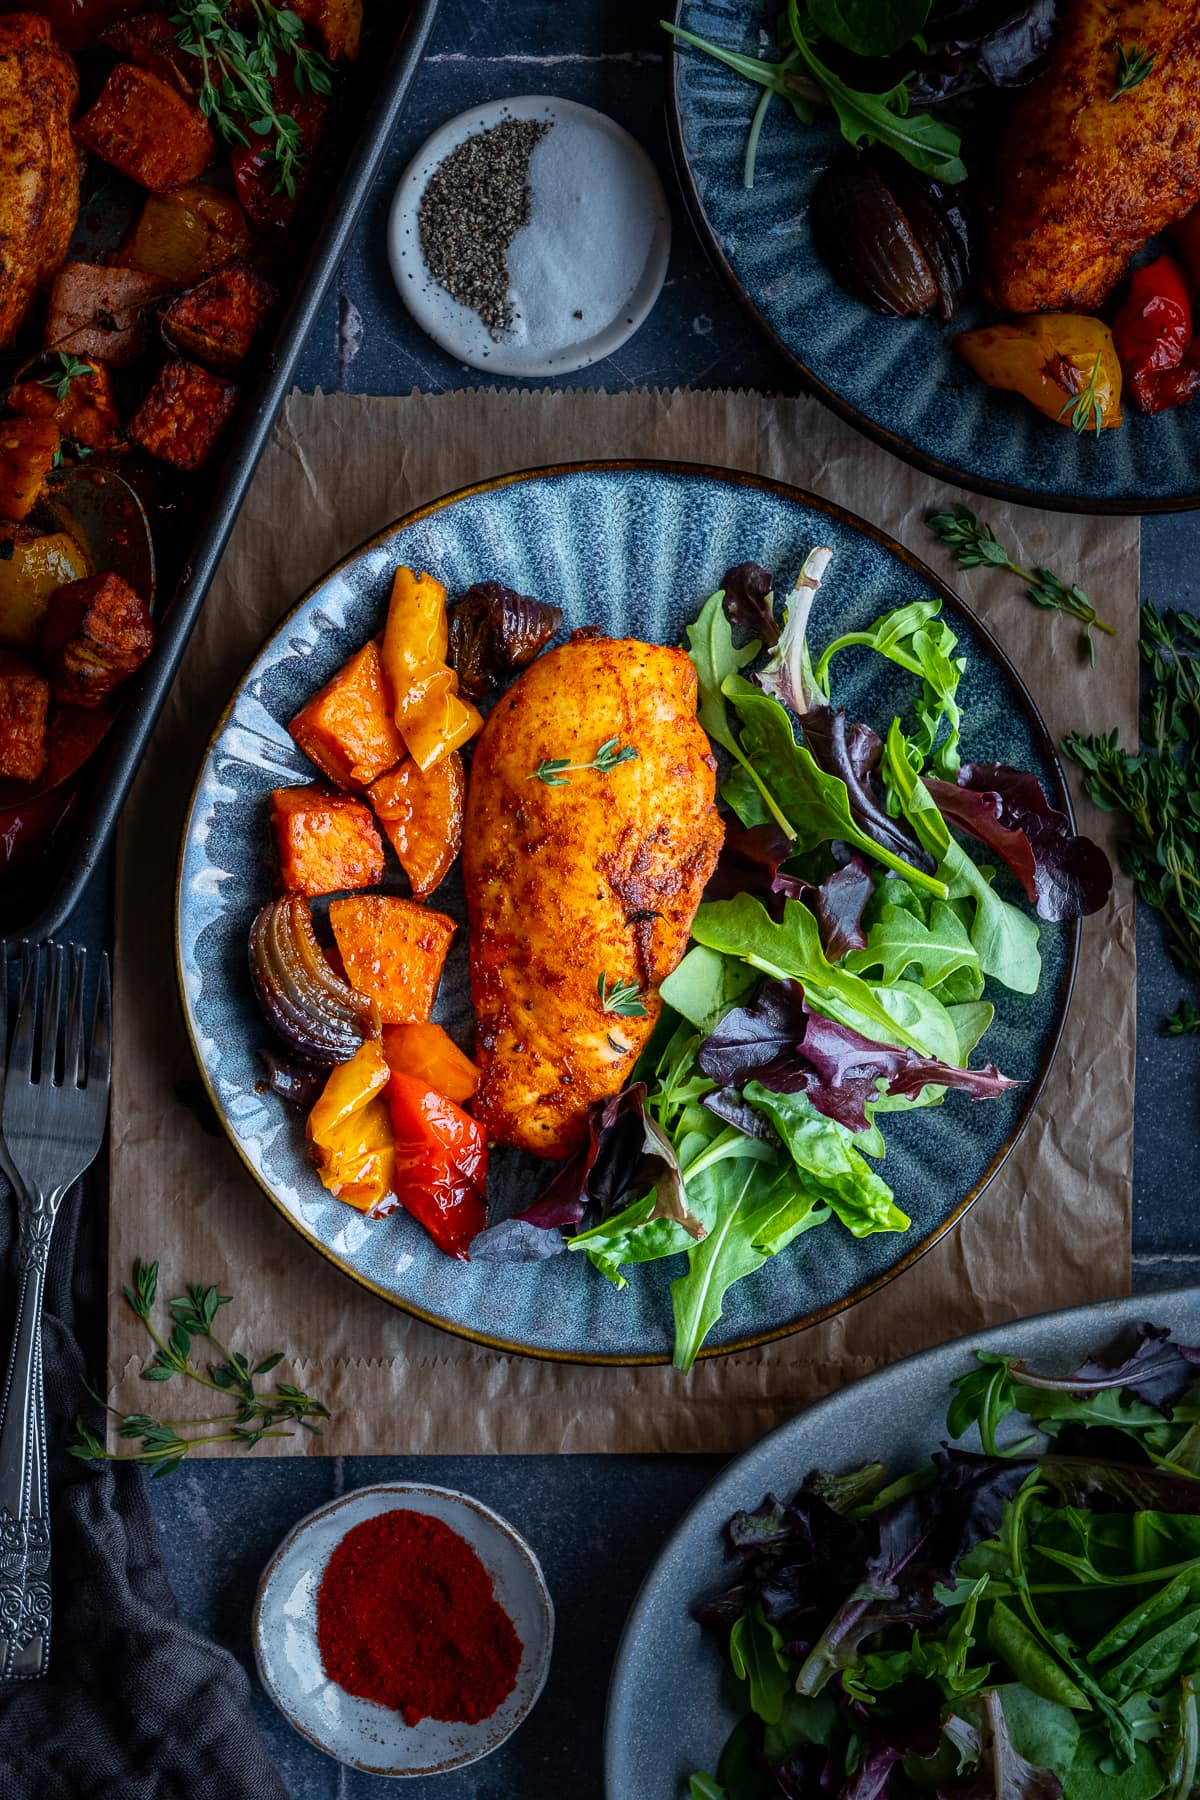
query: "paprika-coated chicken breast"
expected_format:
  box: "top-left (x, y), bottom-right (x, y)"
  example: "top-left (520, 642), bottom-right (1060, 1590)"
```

top-left (983, 0), bottom-right (1200, 314)
top-left (464, 632), bottom-right (723, 1160)
top-left (0, 13), bottom-right (79, 348)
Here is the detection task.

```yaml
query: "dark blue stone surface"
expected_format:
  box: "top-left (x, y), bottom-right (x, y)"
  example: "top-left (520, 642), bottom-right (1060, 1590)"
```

top-left (57, 0), bottom-right (1200, 1791)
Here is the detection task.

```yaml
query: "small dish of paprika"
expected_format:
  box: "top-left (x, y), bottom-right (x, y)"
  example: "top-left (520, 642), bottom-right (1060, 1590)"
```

top-left (252, 1482), bottom-right (554, 1777)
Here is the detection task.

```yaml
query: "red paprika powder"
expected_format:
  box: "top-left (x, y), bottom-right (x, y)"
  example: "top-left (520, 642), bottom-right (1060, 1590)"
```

top-left (315, 1509), bottom-right (523, 1726)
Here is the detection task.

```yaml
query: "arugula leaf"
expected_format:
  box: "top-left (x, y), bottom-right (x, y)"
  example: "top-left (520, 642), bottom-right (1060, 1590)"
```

top-left (883, 719), bottom-right (1042, 994)
top-left (724, 677), bottom-right (948, 893)
top-left (806, 0), bottom-right (932, 58)
top-left (744, 1083), bottom-right (910, 1237)
top-left (686, 593), bottom-right (796, 837)
top-left (947, 1000), bottom-right (996, 1061)
top-left (688, 1776), bottom-right (727, 1800)
top-left (691, 892), bottom-right (936, 1053)
top-left (730, 1606), bottom-right (793, 1723)
top-left (789, 25), bottom-right (968, 181)
top-left (670, 1160), bottom-right (829, 1370)
top-left (847, 899), bottom-right (981, 991)
top-left (812, 597), bottom-right (966, 775)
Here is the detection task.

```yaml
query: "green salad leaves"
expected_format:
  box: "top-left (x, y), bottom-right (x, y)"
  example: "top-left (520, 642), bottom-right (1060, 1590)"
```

top-left (690, 1320), bottom-right (1200, 1800)
top-left (474, 553), bottom-right (1109, 1371)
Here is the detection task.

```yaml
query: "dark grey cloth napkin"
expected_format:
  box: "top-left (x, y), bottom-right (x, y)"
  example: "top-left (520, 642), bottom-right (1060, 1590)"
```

top-left (0, 1174), bottom-right (288, 1800)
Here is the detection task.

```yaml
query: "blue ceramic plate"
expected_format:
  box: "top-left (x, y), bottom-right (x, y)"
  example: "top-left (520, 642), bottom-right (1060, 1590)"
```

top-left (176, 461), bottom-right (1075, 1364)
top-left (669, 1), bottom-right (1200, 514)
top-left (605, 1289), bottom-right (1200, 1799)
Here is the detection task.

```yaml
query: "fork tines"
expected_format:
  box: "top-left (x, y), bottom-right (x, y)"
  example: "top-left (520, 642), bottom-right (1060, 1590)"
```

top-left (6, 943), bottom-right (109, 1092)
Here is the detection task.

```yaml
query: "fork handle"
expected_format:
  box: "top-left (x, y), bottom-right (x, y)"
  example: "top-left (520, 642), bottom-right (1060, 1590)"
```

top-left (0, 1202), bottom-right (54, 1680)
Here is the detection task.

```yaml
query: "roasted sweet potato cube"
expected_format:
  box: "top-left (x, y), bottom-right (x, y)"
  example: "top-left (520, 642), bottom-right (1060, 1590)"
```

top-left (39, 571), bottom-right (154, 706)
top-left (75, 64), bottom-right (215, 192)
top-left (44, 263), bottom-right (170, 368)
top-left (99, 12), bottom-right (198, 96)
top-left (288, 0), bottom-right (362, 60)
top-left (7, 361), bottom-right (121, 450)
top-left (121, 185), bottom-right (251, 285)
top-left (162, 264), bottom-right (276, 373)
top-left (329, 895), bottom-right (455, 1024)
top-left (271, 785), bottom-right (384, 897)
top-left (127, 360), bottom-right (238, 472)
top-left (0, 651), bottom-right (49, 782)
top-left (289, 641), bottom-right (405, 789)
top-left (0, 420), bottom-right (59, 523)
top-left (367, 752), bottom-right (465, 899)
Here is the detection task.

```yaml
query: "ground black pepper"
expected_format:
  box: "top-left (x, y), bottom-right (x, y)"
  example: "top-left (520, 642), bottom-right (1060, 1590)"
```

top-left (418, 119), bottom-right (552, 337)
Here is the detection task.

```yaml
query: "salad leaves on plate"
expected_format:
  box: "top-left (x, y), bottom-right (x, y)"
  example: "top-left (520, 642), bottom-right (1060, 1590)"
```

top-left (477, 552), bottom-right (1109, 1369)
top-left (690, 1322), bottom-right (1200, 1800)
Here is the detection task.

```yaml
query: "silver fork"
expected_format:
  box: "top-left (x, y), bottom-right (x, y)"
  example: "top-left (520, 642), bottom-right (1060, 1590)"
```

top-left (0, 943), bottom-right (110, 1680)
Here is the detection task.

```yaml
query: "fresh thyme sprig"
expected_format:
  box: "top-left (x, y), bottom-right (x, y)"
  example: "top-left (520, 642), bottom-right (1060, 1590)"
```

top-left (169, 0), bottom-right (333, 198)
top-left (927, 505), bottom-right (1116, 662)
top-left (1112, 44), bottom-right (1154, 100)
top-left (1063, 603), bottom-right (1200, 1032)
top-left (529, 737), bottom-right (639, 786)
top-left (38, 352), bottom-right (92, 402)
top-left (69, 1259), bottom-right (329, 1476)
top-left (597, 973), bottom-right (648, 1019)
top-left (1057, 350), bottom-right (1106, 436)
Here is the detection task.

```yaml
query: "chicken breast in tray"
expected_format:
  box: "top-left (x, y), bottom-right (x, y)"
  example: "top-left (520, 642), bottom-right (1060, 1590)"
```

top-left (0, 12), bottom-right (80, 348)
top-left (463, 631), bottom-right (724, 1161)
top-left (984, 0), bottom-right (1200, 314)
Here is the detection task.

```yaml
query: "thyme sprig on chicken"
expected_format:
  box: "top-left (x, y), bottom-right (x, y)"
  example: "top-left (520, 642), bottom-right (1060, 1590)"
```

top-left (1111, 43), bottom-right (1155, 100)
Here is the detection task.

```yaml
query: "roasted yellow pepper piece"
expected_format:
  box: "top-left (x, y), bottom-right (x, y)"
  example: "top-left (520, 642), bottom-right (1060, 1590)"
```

top-left (307, 1038), bottom-right (396, 1212)
top-left (957, 315), bottom-right (1123, 431)
top-left (380, 565), bottom-right (482, 771)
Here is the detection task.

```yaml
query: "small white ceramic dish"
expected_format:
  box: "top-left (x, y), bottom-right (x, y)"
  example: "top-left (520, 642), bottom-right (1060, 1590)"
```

top-left (253, 1482), bottom-right (554, 1777)
top-left (387, 95), bottom-right (671, 376)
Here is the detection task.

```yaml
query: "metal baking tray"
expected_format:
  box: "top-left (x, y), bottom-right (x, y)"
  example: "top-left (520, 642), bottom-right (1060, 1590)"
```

top-left (1, 0), bottom-right (442, 941)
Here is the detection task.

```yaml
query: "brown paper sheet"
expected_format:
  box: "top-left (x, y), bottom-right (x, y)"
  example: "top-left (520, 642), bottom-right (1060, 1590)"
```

top-left (109, 388), bottom-right (1138, 1455)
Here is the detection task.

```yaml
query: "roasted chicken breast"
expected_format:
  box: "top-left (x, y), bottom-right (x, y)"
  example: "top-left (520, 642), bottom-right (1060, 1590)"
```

top-left (0, 13), bottom-right (79, 349)
top-left (464, 632), bottom-right (723, 1160)
top-left (984, 0), bottom-right (1200, 314)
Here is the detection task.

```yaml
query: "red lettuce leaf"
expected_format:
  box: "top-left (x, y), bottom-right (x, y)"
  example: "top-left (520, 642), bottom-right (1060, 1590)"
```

top-left (923, 762), bottom-right (1111, 922)
top-left (938, 1690), bottom-right (1062, 1800)
top-left (721, 561), bottom-right (779, 645)
top-left (803, 706), bottom-right (936, 874)
top-left (705, 821), bottom-right (874, 958)
top-left (774, 855), bottom-right (875, 961)
top-left (697, 980), bottom-right (1019, 1133)
top-left (704, 819), bottom-right (792, 905)
top-left (1011, 1321), bottom-right (1200, 1418)
top-left (470, 1083), bottom-right (686, 1260)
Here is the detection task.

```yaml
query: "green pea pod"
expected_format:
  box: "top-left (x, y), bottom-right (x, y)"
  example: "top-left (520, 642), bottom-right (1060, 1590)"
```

top-left (986, 1602), bottom-right (1092, 1710)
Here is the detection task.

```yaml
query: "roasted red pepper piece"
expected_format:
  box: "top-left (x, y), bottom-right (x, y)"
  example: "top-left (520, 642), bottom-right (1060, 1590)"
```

top-left (385, 1071), bottom-right (487, 1260)
top-left (1112, 255), bottom-right (1194, 412)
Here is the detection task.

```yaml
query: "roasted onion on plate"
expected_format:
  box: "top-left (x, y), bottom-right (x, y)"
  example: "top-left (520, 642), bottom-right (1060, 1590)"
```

top-left (248, 895), bottom-right (376, 1066)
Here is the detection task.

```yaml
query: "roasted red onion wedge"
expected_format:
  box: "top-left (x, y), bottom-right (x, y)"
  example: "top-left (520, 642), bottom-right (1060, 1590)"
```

top-left (248, 895), bottom-right (374, 1065)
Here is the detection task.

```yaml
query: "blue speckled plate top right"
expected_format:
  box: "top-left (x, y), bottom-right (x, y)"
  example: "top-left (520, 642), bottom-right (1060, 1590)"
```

top-left (605, 1290), bottom-right (1200, 1798)
top-left (671, 0), bottom-right (1200, 512)
top-left (176, 463), bottom-right (1072, 1363)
